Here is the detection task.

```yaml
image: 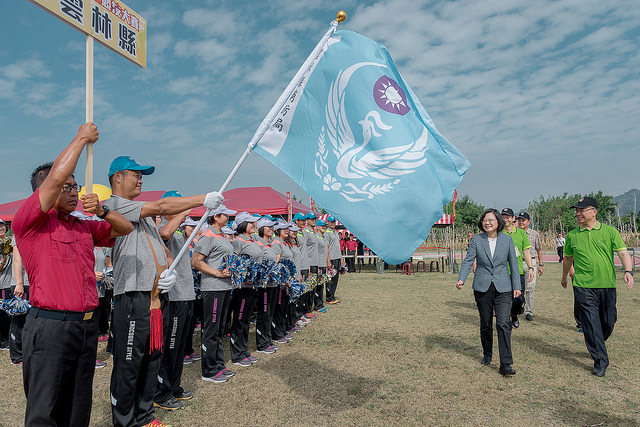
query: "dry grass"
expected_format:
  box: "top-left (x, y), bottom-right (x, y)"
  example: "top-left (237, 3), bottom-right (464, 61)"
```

top-left (1, 262), bottom-right (639, 426)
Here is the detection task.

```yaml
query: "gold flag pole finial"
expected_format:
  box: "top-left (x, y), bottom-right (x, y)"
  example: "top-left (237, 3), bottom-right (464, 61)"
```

top-left (336, 10), bottom-right (347, 23)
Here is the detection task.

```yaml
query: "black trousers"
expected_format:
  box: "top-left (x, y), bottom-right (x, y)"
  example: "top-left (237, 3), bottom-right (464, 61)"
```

top-left (201, 290), bottom-right (231, 377)
top-left (573, 286), bottom-right (617, 369)
top-left (0, 288), bottom-right (11, 348)
top-left (96, 289), bottom-right (113, 335)
top-left (326, 259), bottom-right (341, 302)
top-left (272, 287), bottom-right (288, 340)
top-left (229, 287), bottom-right (258, 362)
top-left (256, 287), bottom-right (278, 350)
top-left (511, 275), bottom-right (526, 317)
top-left (110, 292), bottom-right (167, 427)
top-left (23, 310), bottom-right (98, 427)
top-left (10, 284), bottom-right (29, 363)
top-left (156, 300), bottom-right (193, 403)
top-left (184, 298), bottom-right (203, 357)
top-left (314, 267), bottom-right (326, 310)
top-left (474, 283), bottom-right (513, 365)
top-left (557, 247), bottom-right (564, 262)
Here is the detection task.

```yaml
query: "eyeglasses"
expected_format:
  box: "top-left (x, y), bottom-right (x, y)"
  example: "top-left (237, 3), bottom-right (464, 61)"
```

top-left (482, 219), bottom-right (497, 223)
top-left (61, 184), bottom-right (81, 193)
top-left (575, 207), bottom-right (596, 214)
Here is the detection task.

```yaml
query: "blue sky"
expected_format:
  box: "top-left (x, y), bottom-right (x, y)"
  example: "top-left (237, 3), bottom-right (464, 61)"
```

top-left (1, 0), bottom-right (638, 213)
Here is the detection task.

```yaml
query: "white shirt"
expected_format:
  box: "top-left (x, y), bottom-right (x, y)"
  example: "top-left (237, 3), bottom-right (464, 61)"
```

top-left (488, 236), bottom-right (497, 258)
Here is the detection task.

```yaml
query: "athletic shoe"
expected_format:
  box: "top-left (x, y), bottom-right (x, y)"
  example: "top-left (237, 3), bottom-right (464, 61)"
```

top-left (201, 372), bottom-right (228, 383)
top-left (271, 344), bottom-right (280, 350)
top-left (291, 326), bottom-right (303, 332)
top-left (248, 354), bottom-right (260, 364)
top-left (256, 346), bottom-right (276, 355)
top-left (333, 299), bottom-right (341, 304)
top-left (232, 358), bottom-right (253, 367)
top-left (316, 307), bottom-right (328, 313)
top-left (98, 334), bottom-right (109, 342)
top-left (525, 314), bottom-right (533, 321)
top-left (577, 327), bottom-right (583, 333)
top-left (189, 352), bottom-right (201, 361)
top-left (174, 391), bottom-right (194, 400)
top-left (0, 346), bottom-right (9, 351)
top-left (285, 334), bottom-right (294, 340)
top-left (222, 368), bottom-right (235, 377)
top-left (154, 397), bottom-right (183, 411)
top-left (274, 337), bottom-right (289, 344)
top-left (95, 360), bottom-right (107, 369)
top-left (143, 419), bottom-right (172, 427)
top-left (183, 355), bottom-right (193, 365)
top-left (295, 320), bottom-right (307, 328)
top-left (11, 361), bottom-right (22, 366)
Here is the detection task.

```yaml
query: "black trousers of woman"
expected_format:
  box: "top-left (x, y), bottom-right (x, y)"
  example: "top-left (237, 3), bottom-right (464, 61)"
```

top-left (201, 290), bottom-right (231, 377)
top-left (229, 288), bottom-right (258, 362)
top-left (474, 283), bottom-right (513, 365)
top-left (256, 287), bottom-right (278, 350)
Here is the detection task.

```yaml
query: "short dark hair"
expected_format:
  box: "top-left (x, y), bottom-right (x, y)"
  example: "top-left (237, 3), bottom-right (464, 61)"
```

top-left (236, 222), bottom-right (249, 235)
top-left (258, 227), bottom-right (265, 238)
top-left (478, 209), bottom-right (505, 232)
top-left (30, 162), bottom-right (53, 192)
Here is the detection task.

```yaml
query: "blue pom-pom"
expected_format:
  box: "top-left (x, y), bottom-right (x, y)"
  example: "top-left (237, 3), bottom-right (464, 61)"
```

top-left (1, 296), bottom-right (31, 316)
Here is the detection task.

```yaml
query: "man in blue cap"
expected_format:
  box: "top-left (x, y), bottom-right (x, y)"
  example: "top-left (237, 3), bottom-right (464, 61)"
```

top-left (324, 216), bottom-right (342, 304)
top-left (105, 156), bottom-right (224, 427)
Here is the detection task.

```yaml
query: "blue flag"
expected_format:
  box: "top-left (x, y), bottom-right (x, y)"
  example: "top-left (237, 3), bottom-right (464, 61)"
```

top-left (252, 30), bottom-right (470, 264)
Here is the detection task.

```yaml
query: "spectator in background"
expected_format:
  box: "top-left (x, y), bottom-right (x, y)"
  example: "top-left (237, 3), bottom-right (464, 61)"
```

top-left (556, 233), bottom-right (565, 262)
top-left (345, 235), bottom-right (357, 272)
top-left (517, 212), bottom-right (543, 322)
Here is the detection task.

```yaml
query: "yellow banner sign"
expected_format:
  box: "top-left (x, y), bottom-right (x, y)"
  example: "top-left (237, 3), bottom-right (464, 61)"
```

top-left (28, 0), bottom-right (147, 68)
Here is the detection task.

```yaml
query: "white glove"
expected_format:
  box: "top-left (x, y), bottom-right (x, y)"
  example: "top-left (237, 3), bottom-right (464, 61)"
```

top-left (204, 191), bottom-right (224, 210)
top-left (157, 269), bottom-right (177, 294)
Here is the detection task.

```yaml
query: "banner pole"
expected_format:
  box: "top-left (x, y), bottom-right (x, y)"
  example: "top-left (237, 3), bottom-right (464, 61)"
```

top-left (85, 35), bottom-right (94, 193)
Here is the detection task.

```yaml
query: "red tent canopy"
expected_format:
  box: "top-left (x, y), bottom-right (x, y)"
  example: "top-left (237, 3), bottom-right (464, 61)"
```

top-left (0, 187), bottom-right (310, 221)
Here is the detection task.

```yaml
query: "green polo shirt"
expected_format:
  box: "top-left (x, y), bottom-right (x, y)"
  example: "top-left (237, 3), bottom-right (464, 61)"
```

top-left (564, 221), bottom-right (627, 288)
top-left (504, 226), bottom-right (531, 275)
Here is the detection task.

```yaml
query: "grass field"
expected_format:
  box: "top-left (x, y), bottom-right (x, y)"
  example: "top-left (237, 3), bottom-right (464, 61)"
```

top-left (1, 262), bottom-right (639, 426)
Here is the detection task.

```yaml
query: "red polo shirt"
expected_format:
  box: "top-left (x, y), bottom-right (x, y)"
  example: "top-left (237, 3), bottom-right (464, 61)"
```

top-left (12, 189), bottom-right (114, 311)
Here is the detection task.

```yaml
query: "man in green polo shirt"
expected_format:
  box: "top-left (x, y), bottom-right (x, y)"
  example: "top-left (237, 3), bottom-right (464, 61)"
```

top-left (501, 208), bottom-right (534, 328)
top-left (560, 197), bottom-right (634, 377)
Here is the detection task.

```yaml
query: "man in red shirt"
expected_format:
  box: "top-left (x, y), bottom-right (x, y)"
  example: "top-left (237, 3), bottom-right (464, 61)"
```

top-left (12, 122), bottom-right (134, 426)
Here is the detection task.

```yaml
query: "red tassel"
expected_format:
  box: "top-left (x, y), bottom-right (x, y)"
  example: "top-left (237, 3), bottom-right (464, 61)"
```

top-left (149, 308), bottom-right (163, 354)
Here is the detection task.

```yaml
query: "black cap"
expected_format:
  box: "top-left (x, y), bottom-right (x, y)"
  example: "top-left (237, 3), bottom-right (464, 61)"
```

top-left (517, 211), bottom-right (530, 220)
top-left (501, 208), bottom-right (515, 217)
top-left (570, 197), bottom-right (598, 209)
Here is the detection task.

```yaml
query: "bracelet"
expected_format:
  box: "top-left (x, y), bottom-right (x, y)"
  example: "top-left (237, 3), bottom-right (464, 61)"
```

top-left (539, 264), bottom-right (544, 266)
top-left (625, 271), bottom-right (634, 276)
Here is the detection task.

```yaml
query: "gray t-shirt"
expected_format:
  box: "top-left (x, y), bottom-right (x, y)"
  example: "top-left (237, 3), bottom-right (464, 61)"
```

top-left (194, 227), bottom-right (233, 292)
top-left (160, 220), bottom-right (196, 302)
top-left (10, 237), bottom-right (29, 288)
top-left (271, 238), bottom-right (293, 261)
top-left (0, 236), bottom-right (14, 290)
top-left (296, 230), bottom-right (310, 271)
top-left (325, 229), bottom-right (342, 260)
top-left (233, 234), bottom-right (264, 288)
top-left (94, 246), bottom-right (111, 298)
top-left (316, 233), bottom-right (327, 268)
top-left (290, 243), bottom-right (302, 280)
top-left (304, 227), bottom-right (320, 267)
top-left (104, 195), bottom-right (168, 296)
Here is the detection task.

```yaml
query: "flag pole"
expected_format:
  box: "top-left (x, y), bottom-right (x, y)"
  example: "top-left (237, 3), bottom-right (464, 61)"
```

top-left (166, 11), bottom-right (347, 275)
top-left (85, 35), bottom-right (94, 193)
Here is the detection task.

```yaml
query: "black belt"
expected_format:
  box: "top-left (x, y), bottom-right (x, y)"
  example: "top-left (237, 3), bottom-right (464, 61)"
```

top-left (29, 307), bottom-right (94, 321)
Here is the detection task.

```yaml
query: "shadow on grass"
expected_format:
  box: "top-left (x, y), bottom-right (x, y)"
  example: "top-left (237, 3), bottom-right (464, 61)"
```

top-left (553, 398), bottom-right (640, 426)
top-left (528, 314), bottom-right (575, 331)
top-left (423, 334), bottom-right (479, 362)
top-left (512, 335), bottom-right (591, 371)
top-left (257, 352), bottom-right (382, 410)
top-left (444, 300), bottom-right (477, 311)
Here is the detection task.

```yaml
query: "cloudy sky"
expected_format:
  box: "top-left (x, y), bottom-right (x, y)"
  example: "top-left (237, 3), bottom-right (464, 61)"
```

top-left (1, 0), bottom-right (638, 213)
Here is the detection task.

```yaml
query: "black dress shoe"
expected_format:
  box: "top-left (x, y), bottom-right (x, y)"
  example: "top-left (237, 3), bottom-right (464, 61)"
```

top-left (499, 364), bottom-right (516, 376)
top-left (481, 355), bottom-right (492, 365)
top-left (592, 367), bottom-right (606, 377)
top-left (525, 314), bottom-right (533, 321)
top-left (512, 316), bottom-right (519, 328)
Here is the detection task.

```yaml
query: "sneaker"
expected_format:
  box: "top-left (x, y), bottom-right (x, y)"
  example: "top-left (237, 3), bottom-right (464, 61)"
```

top-left (291, 326), bottom-right (303, 332)
top-left (232, 358), bottom-right (253, 367)
top-left (296, 320), bottom-right (307, 327)
top-left (183, 355), bottom-right (193, 365)
top-left (201, 372), bottom-right (228, 383)
top-left (306, 313), bottom-right (318, 319)
top-left (248, 354), bottom-right (260, 364)
top-left (222, 368), bottom-right (235, 377)
top-left (95, 360), bottom-right (107, 369)
top-left (274, 337), bottom-right (289, 344)
top-left (271, 344), bottom-right (280, 350)
top-left (143, 419), bottom-right (172, 427)
top-left (284, 334), bottom-right (294, 340)
top-left (333, 299), bottom-right (341, 304)
top-left (98, 334), bottom-right (109, 342)
top-left (11, 361), bottom-right (22, 366)
top-left (256, 346), bottom-right (276, 355)
top-left (174, 390), bottom-right (194, 400)
top-left (154, 397), bottom-right (183, 411)
top-left (316, 307), bottom-right (328, 313)
top-left (0, 346), bottom-right (9, 351)
top-left (190, 352), bottom-right (201, 361)
top-left (577, 327), bottom-right (583, 333)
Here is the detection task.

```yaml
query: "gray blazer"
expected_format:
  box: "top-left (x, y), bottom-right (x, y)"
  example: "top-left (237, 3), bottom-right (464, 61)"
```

top-left (458, 232), bottom-right (521, 293)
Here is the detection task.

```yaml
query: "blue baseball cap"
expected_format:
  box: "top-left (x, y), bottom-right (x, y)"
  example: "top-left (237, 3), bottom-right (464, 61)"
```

top-left (293, 212), bottom-right (307, 221)
top-left (316, 219), bottom-right (327, 226)
top-left (306, 211), bottom-right (317, 220)
top-left (108, 156), bottom-right (155, 177)
top-left (161, 190), bottom-right (183, 198)
top-left (326, 215), bottom-right (336, 222)
top-left (264, 214), bottom-right (275, 220)
top-left (252, 213), bottom-right (262, 218)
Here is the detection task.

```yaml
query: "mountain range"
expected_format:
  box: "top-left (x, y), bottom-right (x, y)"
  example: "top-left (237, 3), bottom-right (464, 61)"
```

top-left (613, 189), bottom-right (640, 216)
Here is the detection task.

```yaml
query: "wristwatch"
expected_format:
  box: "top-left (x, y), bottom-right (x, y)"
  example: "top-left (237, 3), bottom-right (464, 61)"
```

top-left (97, 205), bottom-right (110, 219)
top-left (625, 271), bottom-right (634, 276)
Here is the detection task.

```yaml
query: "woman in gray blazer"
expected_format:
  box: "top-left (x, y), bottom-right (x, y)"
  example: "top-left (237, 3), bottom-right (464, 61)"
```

top-left (456, 209), bottom-right (522, 376)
